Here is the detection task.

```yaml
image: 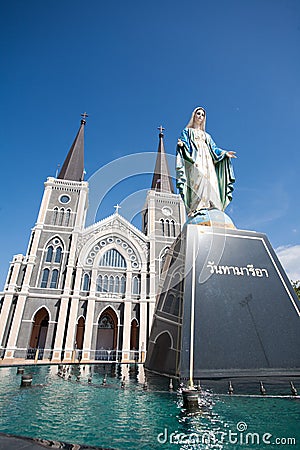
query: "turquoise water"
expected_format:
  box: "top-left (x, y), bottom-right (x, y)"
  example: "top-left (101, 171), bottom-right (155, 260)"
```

top-left (0, 365), bottom-right (299, 449)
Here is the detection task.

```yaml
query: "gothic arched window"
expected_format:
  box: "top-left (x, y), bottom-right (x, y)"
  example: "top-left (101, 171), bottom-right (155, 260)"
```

top-left (109, 275), bottom-right (114, 292)
top-left (132, 276), bottom-right (140, 295)
top-left (114, 276), bottom-right (120, 293)
top-left (58, 208), bottom-right (64, 226)
top-left (50, 269), bottom-right (59, 289)
top-left (171, 219), bottom-right (176, 237)
top-left (96, 275), bottom-right (103, 292)
top-left (166, 219), bottom-right (170, 237)
top-left (82, 273), bottom-right (90, 291)
top-left (65, 209), bottom-right (71, 226)
top-left (55, 247), bottom-right (62, 263)
top-left (120, 276), bottom-right (126, 294)
top-left (99, 249), bottom-right (126, 268)
top-left (160, 219), bottom-right (165, 236)
top-left (45, 246), bottom-right (54, 263)
top-left (40, 269), bottom-right (50, 288)
top-left (53, 207), bottom-right (59, 225)
top-left (103, 275), bottom-right (108, 292)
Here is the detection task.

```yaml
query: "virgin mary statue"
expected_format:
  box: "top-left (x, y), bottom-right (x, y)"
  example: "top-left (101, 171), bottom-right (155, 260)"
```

top-left (176, 107), bottom-right (236, 216)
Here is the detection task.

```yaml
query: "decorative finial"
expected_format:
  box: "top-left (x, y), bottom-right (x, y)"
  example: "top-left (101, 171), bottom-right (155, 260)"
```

top-left (114, 204), bottom-right (121, 214)
top-left (158, 125), bottom-right (165, 136)
top-left (81, 112), bottom-right (88, 124)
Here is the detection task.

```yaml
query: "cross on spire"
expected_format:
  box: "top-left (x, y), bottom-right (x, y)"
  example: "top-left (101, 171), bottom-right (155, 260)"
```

top-left (114, 204), bottom-right (121, 214)
top-left (81, 112), bottom-right (88, 124)
top-left (158, 125), bottom-right (165, 135)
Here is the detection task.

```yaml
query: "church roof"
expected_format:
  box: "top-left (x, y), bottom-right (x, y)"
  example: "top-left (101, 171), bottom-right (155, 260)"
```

top-left (151, 127), bottom-right (175, 194)
top-left (83, 211), bottom-right (148, 243)
top-left (57, 115), bottom-right (86, 182)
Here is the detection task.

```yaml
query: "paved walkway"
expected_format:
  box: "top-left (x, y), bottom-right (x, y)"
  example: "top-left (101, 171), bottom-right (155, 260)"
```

top-left (0, 433), bottom-right (112, 449)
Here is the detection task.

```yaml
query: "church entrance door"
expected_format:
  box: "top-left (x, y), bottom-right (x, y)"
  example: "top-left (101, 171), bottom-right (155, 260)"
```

top-left (75, 316), bottom-right (85, 350)
top-left (28, 308), bottom-right (49, 359)
top-left (96, 308), bottom-right (118, 360)
top-left (130, 319), bottom-right (139, 350)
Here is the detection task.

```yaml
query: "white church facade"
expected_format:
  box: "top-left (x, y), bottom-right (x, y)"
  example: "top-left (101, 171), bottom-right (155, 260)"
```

top-left (0, 117), bottom-right (185, 363)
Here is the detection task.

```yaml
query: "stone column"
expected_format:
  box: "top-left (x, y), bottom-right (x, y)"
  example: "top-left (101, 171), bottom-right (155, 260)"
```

top-left (0, 253), bottom-right (26, 347)
top-left (0, 294), bottom-right (14, 347)
top-left (43, 321), bottom-right (57, 360)
top-left (121, 269), bottom-right (132, 362)
top-left (125, 270), bottom-right (132, 298)
top-left (122, 301), bottom-right (132, 362)
top-left (63, 267), bottom-right (82, 362)
top-left (63, 297), bottom-right (79, 362)
top-left (52, 296), bottom-right (70, 362)
top-left (62, 233), bottom-right (80, 294)
top-left (148, 249), bottom-right (156, 332)
top-left (3, 295), bottom-right (27, 359)
top-left (74, 183), bottom-right (88, 230)
top-left (21, 256), bottom-right (36, 292)
top-left (148, 192), bottom-right (158, 311)
top-left (81, 298), bottom-right (95, 362)
top-left (4, 250), bottom-right (39, 359)
top-left (140, 268), bottom-right (147, 299)
top-left (7, 254), bottom-right (24, 289)
top-left (36, 179), bottom-right (53, 225)
top-left (139, 266), bottom-right (148, 361)
top-left (148, 300), bottom-right (155, 335)
top-left (90, 268), bottom-right (98, 296)
top-left (139, 301), bottom-right (147, 362)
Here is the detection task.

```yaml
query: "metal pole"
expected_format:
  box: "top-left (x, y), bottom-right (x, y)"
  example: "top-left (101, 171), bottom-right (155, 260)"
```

top-left (189, 235), bottom-right (196, 388)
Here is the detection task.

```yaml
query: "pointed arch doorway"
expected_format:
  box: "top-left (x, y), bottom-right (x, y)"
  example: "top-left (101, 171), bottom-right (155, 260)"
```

top-left (75, 317), bottom-right (85, 350)
top-left (130, 319), bottom-right (139, 361)
top-left (96, 307), bottom-right (118, 360)
top-left (130, 319), bottom-right (139, 351)
top-left (28, 308), bottom-right (49, 359)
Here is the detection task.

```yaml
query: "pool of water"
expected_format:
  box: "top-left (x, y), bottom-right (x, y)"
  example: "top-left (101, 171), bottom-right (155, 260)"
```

top-left (0, 365), bottom-right (299, 449)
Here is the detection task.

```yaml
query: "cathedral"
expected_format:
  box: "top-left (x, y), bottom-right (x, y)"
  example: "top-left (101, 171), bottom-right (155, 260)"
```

top-left (0, 116), bottom-right (185, 364)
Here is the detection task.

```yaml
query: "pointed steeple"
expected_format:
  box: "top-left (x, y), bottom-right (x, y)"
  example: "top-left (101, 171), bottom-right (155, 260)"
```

top-left (57, 113), bottom-right (87, 182)
top-left (151, 126), bottom-right (174, 193)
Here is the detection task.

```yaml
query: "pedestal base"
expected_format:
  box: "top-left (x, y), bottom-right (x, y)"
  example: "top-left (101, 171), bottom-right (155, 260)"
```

top-left (145, 225), bottom-right (300, 379)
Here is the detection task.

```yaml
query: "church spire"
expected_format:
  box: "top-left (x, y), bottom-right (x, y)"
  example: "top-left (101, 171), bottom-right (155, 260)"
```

top-left (57, 113), bottom-right (87, 182)
top-left (151, 126), bottom-right (174, 193)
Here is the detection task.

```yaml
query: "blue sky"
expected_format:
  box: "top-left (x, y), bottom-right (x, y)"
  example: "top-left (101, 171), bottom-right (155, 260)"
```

top-left (1, 0), bottom-right (300, 288)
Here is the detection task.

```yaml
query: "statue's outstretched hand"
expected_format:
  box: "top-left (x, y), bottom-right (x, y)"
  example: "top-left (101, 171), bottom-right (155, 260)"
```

top-left (177, 139), bottom-right (184, 147)
top-left (226, 151), bottom-right (237, 158)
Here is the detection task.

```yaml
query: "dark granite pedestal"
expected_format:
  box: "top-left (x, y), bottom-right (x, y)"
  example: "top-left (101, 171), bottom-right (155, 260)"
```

top-left (145, 224), bottom-right (300, 380)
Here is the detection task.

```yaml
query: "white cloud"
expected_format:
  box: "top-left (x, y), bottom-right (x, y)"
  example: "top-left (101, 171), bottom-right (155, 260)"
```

top-left (275, 245), bottom-right (300, 281)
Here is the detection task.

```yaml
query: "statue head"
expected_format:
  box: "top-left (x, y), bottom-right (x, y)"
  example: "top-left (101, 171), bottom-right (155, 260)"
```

top-left (186, 107), bottom-right (206, 130)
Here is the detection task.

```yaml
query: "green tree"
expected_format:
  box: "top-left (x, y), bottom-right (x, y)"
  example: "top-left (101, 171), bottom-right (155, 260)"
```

top-left (291, 280), bottom-right (300, 300)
